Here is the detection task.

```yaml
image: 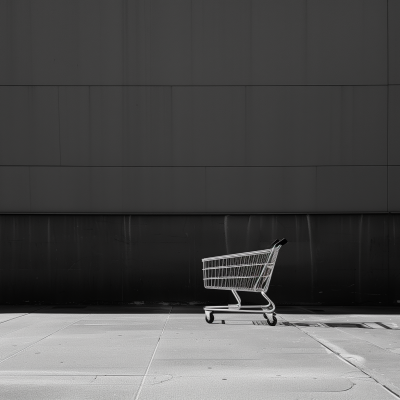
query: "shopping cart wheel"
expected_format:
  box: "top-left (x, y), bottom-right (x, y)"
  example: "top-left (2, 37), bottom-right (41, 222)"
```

top-left (263, 313), bottom-right (277, 326)
top-left (205, 312), bottom-right (214, 324)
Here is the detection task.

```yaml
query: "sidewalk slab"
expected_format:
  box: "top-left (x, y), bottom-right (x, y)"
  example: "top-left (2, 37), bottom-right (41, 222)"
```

top-left (139, 376), bottom-right (396, 400)
top-left (0, 305), bottom-right (399, 399)
top-left (0, 375), bottom-right (141, 400)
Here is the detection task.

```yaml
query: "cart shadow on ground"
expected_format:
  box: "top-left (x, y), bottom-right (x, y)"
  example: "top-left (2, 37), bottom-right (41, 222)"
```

top-left (212, 319), bottom-right (400, 330)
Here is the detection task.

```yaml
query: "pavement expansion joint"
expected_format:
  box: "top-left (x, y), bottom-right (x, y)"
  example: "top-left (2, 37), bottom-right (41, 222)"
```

top-left (133, 307), bottom-right (172, 400)
top-left (279, 315), bottom-right (400, 399)
top-left (0, 316), bottom-right (91, 360)
top-left (384, 385), bottom-right (400, 399)
top-left (0, 307), bottom-right (46, 325)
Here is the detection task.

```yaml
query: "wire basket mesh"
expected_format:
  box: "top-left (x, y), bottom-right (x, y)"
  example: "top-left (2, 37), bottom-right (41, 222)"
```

top-left (202, 248), bottom-right (279, 292)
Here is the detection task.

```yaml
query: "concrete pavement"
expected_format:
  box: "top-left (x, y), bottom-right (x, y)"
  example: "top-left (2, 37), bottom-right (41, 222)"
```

top-left (0, 305), bottom-right (399, 399)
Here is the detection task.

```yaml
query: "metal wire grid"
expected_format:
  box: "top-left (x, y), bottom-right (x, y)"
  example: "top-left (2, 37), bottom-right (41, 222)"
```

top-left (202, 249), bottom-right (280, 292)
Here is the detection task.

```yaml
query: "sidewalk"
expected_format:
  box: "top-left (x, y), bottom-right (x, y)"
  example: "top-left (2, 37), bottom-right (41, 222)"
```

top-left (0, 305), bottom-right (399, 399)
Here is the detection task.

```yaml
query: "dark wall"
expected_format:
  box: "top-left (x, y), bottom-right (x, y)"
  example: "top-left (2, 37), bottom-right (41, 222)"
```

top-left (0, 0), bottom-right (389, 85)
top-left (1, 214), bottom-right (399, 305)
top-left (0, 0), bottom-right (399, 213)
top-left (1, 2), bottom-right (399, 304)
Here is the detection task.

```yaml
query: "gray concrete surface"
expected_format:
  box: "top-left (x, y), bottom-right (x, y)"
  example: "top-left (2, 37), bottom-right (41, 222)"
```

top-left (0, 0), bottom-right (387, 85)
top-left (0, 1), bottom-right (395, 215)
top-left (0, 305), bottom-right (399, 399)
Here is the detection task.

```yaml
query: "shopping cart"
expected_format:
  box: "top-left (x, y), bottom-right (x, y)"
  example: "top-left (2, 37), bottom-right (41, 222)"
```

top-left (202, 238), bottom-right (287, 325)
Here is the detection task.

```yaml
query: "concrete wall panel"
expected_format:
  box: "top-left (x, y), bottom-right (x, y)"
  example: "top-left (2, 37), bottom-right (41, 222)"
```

top-left (310, 214), bottom-right (391, 304)
top-left (389, 214), bottom-right (400, 303)
top-left (1, 214), bottom-right (398, 304)
top-left (0, 1), bottom-right (393, 215)
top-left (389, 85), bottom-right (400, 165)
top-left (58, 85), bottom-right (389, 168)
top-left (251, 0), bottom-right (387, 85)
top-left (0, 1), bottom-right (33, 84)
top-left (59, 86), bottom-right (172, 166)
top-left (389, 167), bottom-right (400, 212)
top-left (191, 0), bottom-right (251, 85)
top-left (251, 0), bottom-right (307, 85)
top-left (172, 87), bottom-right (245, 166)
top-left (91, 168), bottom-right (124, 213)
top-left (246, 86), bottom-right (387, 166)
top-left (0, 0), bottom-right (388, 85)
top-left (58, 87), bottom-right (91, 165)
top-left (144, 0), bottom-right (192, 85)
top-left (29, 0), bottom-right (83, 85)
top-left (72, 0), bottom-right (124, 85)
top-left (29, 167), bottom-right (205, 213)
top-left (0, 0), bottom-right (124, 85)
top-left (30, 167), bottom-right (92, 212)
top-left (205, 167), bottom-right (317, 212)
top-left (389, 0), bottom-right (400, 84)
top-left (121, 167), bottom-right (206, 213)
top-left (0, 0), bottom-right (191, 85)
top-left (0, 87), bottom-right (60, 165)
top-left (4, 165), bottom-right (393, 213)
top-left (0, 167), bottom-right (30, 212)
top-left (317, 167), bottom-right (387, 212)
top-left (307, 0), bottom-right (387, 85)
top-left (135, 242), bottom-right (192, 299)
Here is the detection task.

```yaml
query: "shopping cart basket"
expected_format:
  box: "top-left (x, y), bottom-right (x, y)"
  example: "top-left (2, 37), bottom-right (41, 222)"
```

top-left (202, 238), bottom-right (287, 325)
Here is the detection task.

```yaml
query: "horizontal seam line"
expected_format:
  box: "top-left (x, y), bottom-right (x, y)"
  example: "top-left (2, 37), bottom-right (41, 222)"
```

top-left (0, 84), bottom-right (393, 87)
top-left (0, 165), bottom-right (394, 168)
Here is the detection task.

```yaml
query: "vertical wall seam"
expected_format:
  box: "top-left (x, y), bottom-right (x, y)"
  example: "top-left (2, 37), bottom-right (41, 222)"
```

top-left (204, 167), bottom-right (207, 212)
top-left (28, 166), bottom-right (32, 212)
top-left (387, 0), bottom-right (391, 302)
top-left (249, 0), bottom-right (252, 83)
top-left (305, 0), bottom-right (308, 84)
top-left (315, 166), bottom-right (318, 212)
top-left (171, 86), bottom-right (173, 166)
top-left (306, 214), bottom-right (314, 302)
top-left (57, 86), bottom-right (62, 165)
top-left (357, 215), bottom-right (363, 303)
top-left (387, 0), bottom-right (389, 213)
top-left (190, 0), bottom-right (193, 84)
top-left (244, 86), bottom-right (247, 166)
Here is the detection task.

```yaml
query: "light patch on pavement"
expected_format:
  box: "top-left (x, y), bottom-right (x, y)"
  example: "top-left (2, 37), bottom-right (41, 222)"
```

top-left (315, 339), bottom-right (366, 365)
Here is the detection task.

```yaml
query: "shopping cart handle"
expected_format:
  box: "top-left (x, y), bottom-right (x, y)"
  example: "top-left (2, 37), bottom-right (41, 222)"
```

top-left (271, 238), bottom-right (288, 247)
top-left (277, 238), bottom-right (288, 246)
top-left (270, 239), bottom-right (280, 247)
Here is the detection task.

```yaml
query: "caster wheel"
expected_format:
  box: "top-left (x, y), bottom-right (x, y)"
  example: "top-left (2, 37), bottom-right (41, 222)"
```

top-left (263, 313), bottom-right (277, 326)
top-left (205, 312), bottom-right (214, 324)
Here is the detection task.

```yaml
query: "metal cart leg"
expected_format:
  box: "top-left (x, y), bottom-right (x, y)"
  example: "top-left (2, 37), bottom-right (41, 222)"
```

top-left (229, 290), bottom-right (241, 309)
top-left (261, 291), bottom-right (277, 326)
top-left (261, 291), bottom-right (275, 313)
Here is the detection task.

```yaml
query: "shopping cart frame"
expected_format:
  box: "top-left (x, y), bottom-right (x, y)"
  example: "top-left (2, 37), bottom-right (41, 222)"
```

top-left (202, 238), bottom-right (287, 326)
